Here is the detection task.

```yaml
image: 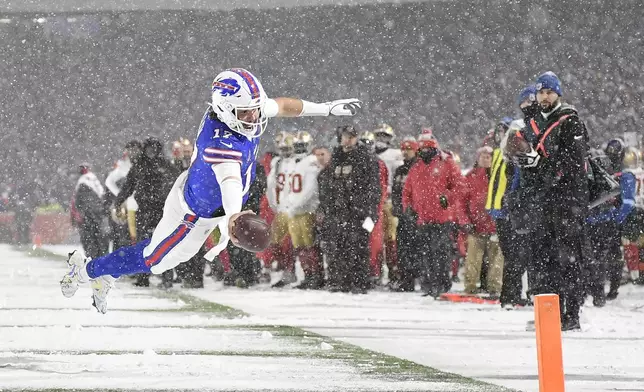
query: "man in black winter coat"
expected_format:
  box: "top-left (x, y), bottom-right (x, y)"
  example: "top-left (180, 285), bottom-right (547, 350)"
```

top-left (390, 137), bottom-right (418, 291)
top-left (74, 165), bottom-right (108, 259)
top-left (115, 137), bottom-right (178, 287)
top-left (320, 126), bottom-right (381, 293)
top-left (514, 72), bottom-right (591, 331)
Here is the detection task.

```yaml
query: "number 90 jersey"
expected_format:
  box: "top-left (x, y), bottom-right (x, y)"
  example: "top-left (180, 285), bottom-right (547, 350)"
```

top-left (183, 110), bottom-right (259, 217)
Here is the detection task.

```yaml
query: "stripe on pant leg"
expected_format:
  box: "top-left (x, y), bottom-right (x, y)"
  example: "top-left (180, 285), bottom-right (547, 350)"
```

top-left (145, 214), bottom-right (198, 267)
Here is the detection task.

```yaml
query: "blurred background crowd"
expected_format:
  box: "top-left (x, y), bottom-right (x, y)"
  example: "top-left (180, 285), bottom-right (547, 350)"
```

top-left (1, 0), bottom-right (643, 212)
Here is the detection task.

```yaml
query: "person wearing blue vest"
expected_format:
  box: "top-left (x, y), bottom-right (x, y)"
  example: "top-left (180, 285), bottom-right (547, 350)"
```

top-left (60, 68), bottom-right (361, 313)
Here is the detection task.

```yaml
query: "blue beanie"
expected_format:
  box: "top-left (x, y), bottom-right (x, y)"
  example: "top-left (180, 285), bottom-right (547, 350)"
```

top-left (535, 72), bottom-right (562, 96)
top-left (517, 84), bottom-right (537, 106)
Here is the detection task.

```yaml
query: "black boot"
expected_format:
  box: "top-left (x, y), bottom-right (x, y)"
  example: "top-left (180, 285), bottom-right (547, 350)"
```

top-left (561, 314), bottom-right (581, 331)
top-left (607, 280), bottom-right (620, 300)
top-left (133, 274), bottom-right (150, 287)
top-left (593, 295), bottom-right (606, 307)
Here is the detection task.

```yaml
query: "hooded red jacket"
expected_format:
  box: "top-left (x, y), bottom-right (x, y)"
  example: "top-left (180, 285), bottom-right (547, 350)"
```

top-left (402, 153), bottom-right (464, 225)
top-left (462, 167), bottom-right (496, 234)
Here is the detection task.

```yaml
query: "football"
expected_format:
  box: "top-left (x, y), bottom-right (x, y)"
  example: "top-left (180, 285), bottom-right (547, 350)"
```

top-left (231, 214), bottom-right (271, 253)
top-left (505, 133), bottom-right (531, 157)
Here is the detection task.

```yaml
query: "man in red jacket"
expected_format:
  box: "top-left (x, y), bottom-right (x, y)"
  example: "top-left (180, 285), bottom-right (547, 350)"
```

top-left (402, 130), bottom-right (463, 297)
top-left (462, 146), bottom-right (504, 298)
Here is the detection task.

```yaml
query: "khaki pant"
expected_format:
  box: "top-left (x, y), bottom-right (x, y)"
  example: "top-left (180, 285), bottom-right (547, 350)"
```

top-left (382, 200), bottom-right (398, 242)
top-left (270, 212), bottom-right (291, 244)
top-left (288, 213), bottom-right (316, 248)
top-left (464, 233), bottom-right (504, 294)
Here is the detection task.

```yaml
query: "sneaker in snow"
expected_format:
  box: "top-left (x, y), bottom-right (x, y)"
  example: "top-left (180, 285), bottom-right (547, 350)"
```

top-left (91, 275), bottom-right (116, 314)
top-left (60, 251), bottom-right (90, 298)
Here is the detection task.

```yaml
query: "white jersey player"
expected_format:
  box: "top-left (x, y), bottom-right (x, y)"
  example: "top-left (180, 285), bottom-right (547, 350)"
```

top-left (287, 131), bottom-right (321, 215)
top-left (267, 133), bottom-right (297, 215)
top-left (374, 124), bottom-right (403, 196)
top-left (287, 131), bottom-right (324, 289)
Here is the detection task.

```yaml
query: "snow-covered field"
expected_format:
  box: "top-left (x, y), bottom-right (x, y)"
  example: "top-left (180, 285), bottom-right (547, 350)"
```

top-left (1, 244), bottom-right (642, 392)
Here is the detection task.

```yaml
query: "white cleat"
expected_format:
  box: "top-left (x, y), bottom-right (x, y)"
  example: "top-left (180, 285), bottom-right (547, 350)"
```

top-left (60, 251), bottom-right (90, 298)
top-left (91, 275), bottom-right (116, 314)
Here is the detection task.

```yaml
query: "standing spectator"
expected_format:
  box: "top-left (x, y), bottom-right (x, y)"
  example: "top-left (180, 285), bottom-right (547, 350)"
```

top-left (115, 137), bottom-right (177, 287)
top-left (73, 164), bottom-right (108, 259)
top-left (266, 133), bottom-right (297, 287)
top-left (104, 140), bottom-right (141, 252)
top-left (391, 137), bottom-right (418, 291)
top-left (314, 145), bottom-right (333, 271)
top-left (402, 130), bottom-right (463, 297)
top-left (374, 124), bottom-right (404, 284)
top-left (287, 131), bottom-right (324, 290)
top-left (517, 72), bottom-right (591, 331)
top-left (358, 130), bottom-right (389, 285)
top-left (495, 87), bottom-right (536, 309)
top-left (463, 146), bottom-right (504, 298)
top-left (323, 125), bottom-right (381, 293)
top-left (587, 140), bottom-right (637, 301)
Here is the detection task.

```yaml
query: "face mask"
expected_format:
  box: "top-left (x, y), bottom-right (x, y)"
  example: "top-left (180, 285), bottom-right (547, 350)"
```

top-left (418, 148), bottom-right (438, 164)
top-left (521, 102), bottom-right (540, 119)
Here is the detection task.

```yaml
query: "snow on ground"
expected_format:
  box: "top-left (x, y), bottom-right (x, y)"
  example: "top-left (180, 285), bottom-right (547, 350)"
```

top-left (2, 244), bottom-right (502, 392)
top-left (188, 285), bottom-right (644, 392)
top-left (13, 242), bottom-right (644, 392)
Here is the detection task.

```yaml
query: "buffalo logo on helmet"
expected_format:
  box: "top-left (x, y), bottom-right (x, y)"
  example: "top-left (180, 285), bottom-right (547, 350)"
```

top-left (212, 78), bottom-right (241, 97)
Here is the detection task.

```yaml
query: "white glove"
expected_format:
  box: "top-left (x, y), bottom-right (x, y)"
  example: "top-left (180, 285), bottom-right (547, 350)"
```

top-left (362, 217), bottom-right (375, 233)
top-left (326, 99), bottom-right (362, 116)
top-left (515, 148), bottom-right (540, 168)
top-left (489, 234), bottom-right (499, 243)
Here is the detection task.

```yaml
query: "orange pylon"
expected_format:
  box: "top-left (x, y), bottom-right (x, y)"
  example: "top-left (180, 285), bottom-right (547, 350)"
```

top-left (534, 294), bottom-right (565, 392)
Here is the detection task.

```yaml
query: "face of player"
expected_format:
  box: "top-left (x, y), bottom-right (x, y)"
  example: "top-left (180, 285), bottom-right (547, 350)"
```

top-left (314, 148), bottom-right (331, 167)
top-left (478, 151), bottom-right (493, 168)
top-left (341, 134), bottom-right (358, 152)
top-left (402, 148), bottom-right (416, 161)
top-left (236, 108), bottom-right (260, 129)
top-left (537, 89), bottom-right (560, 112)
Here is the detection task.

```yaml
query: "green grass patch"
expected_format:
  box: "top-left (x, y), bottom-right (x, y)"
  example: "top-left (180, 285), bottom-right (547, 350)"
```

top-left (151, 289), bottom-right (247, 318)
top-left (169, 293), bottom-right (518, 392)
top-left (15, 245), bottom-right (68, 262)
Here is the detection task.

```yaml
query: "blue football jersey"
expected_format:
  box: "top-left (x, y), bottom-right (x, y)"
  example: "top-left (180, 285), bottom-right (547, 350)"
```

top-left (183, 110), bottom-right (259, 217)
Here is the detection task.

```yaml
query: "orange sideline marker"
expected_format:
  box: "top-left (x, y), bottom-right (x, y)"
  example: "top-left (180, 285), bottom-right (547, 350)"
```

top-left (534, 294), bottom-right (565, 392)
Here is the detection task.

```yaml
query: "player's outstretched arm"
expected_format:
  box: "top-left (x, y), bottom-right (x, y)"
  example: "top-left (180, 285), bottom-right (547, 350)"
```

top-left (264, 97), bottom-right (361, 118)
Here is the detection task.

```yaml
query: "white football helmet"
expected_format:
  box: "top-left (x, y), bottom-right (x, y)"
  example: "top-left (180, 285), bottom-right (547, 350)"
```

top-left (210, 68), bottom-right (268, 139)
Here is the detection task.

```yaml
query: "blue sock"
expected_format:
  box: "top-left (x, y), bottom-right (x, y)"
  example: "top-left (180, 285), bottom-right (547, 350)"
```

top-left (86, 239), bottom-right (152, 279)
